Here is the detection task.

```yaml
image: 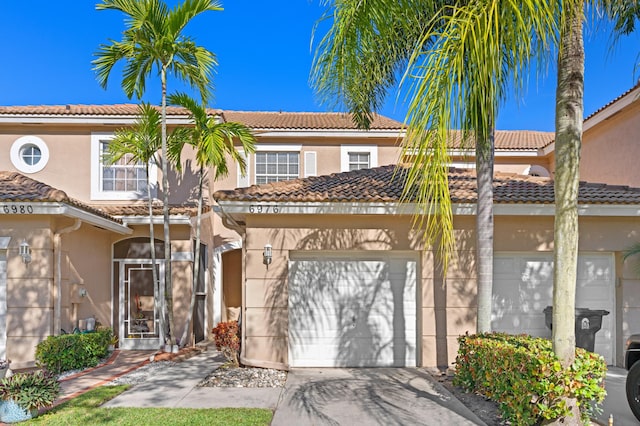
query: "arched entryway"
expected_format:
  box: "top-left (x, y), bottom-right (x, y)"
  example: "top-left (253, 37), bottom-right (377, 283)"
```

top-left (113, 237), bottom-right (164, 350)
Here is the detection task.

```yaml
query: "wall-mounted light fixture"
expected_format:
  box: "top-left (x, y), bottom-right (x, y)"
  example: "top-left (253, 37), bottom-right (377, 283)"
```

top-left (19, 239), bottom-right (31, 264)
top-left (263, 243), bottom-right (272, 266)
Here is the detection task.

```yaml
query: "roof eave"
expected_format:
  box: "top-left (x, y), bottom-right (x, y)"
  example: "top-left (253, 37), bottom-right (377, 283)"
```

top-left (0, 201), bottom-right (132, 234)
top-left (215, 200), bottom-right (640, 221)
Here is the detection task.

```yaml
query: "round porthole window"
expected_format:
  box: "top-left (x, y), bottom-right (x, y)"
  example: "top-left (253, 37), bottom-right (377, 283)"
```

top-left (10, 136), bottom-right (49, 173)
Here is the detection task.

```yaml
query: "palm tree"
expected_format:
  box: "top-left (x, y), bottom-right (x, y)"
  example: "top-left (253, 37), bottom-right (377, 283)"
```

top-left (93, 0), bottom-right (220, 346)
top-left (312, 0), bottom-right (556, 333)
top-left (103, 103), bottom-right (190, 346)
top-left (168, 92), bottom-right (256, 347)
top-left (314, 2), bottom-right (639, 423)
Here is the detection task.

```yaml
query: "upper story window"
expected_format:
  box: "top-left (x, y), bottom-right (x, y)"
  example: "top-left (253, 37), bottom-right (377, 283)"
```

top-left (255, 152), bottom-right (299, 184)
top-left (348, 152), bottom-right (370, 171)
top-left (10, 136), bottom-right (50, 174)
top-left (341, 145), bottom-right (378, 172)
top-left (91, 133), bottom-right (157, 201)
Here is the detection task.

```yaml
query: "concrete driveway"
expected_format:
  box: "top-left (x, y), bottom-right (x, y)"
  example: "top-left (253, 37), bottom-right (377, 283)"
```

top-left (271, 368), bottom-right (485, 426)
top-left (594, 367), bottom-right (638, 426)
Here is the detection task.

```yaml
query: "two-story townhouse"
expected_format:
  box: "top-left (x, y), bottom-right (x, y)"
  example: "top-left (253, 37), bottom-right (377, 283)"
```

top-left (1, 101), bottom-right (621, 369)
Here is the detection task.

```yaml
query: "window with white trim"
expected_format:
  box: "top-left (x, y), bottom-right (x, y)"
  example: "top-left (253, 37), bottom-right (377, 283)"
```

top-left (340, 145), bottom-right (378, 172)
top-left (255, 152), bottom-right (299, 184)
top-left (10, 136), bottom-right (50, 174)
top-left (348, 152), bottom-right (370, 171)
top-left (91, 133), bottom-right (157, 200)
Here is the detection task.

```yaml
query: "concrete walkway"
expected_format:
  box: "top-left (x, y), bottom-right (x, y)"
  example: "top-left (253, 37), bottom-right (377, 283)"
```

top-left (103, 349), bottom-right (281, 410)
top-left (100, 350), bottom-right (486, 425)
top-left (272, 368), bottom-right (486, 426)
top-left (593, 367), bottom-right (638, 426)
top-left (56, 350), bottom-right (153, 405)
top-left (54, 350), bottom-right (640, 425)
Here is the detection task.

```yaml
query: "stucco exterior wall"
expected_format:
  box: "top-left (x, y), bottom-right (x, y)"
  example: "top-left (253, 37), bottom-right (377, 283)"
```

top-left (238, 211), bottom-right (640, 369)
top-left (0, 215), bottom-right (119, 368)
top-left (581, 101), bottom-right (640, 187)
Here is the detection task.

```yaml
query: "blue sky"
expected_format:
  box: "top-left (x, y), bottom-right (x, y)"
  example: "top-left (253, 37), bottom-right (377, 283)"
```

top-left (0, 1), bottom-right (638, 131)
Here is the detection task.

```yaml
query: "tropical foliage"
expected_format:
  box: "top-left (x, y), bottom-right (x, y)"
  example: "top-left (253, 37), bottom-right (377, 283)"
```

top-left (168, 92), bottom-right (256, 346)
top-left (94, 0), bottom-right (220, 345)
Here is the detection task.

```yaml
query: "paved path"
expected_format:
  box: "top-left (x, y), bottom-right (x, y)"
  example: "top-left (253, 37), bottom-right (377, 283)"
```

top-left (53, 350), bottom-right (640, 426)
top-left (272, 368), bottom-right (486, 426)
top-left (593, 367), bottom-right (638, 426)
top-left (56, 350), bottom-right (153, 405)
top-left (103, 350), bottom-right (282, 410)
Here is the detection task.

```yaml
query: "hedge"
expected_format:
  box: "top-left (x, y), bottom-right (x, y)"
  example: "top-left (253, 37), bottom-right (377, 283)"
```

top-left (453, 332), bottom-right (606, 425)
top-left (35, 328), bottom-right (114, 374)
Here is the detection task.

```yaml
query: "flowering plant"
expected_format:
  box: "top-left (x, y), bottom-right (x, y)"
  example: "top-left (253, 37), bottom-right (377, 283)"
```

top-left (0, 359), bottom-right (9, 370)
top-left (212, 321), bottom-right (240, 366)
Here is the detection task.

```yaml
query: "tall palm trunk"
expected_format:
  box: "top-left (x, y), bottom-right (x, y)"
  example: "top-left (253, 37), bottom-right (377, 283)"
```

top-left (180, 165), bottom-right (205, 346)
top-left (475, 131), bottom-right (495, 333)
top-left (146, 165), bottom-right (163, 345)
top-left (551, 1), bottom-right (584, 423)
top-left (161, 66), bottom-right (176, 346)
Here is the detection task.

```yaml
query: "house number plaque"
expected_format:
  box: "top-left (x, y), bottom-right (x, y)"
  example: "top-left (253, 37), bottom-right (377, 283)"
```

top-left (249, 204), bottom-right (279, 214)
top-left (1, 204), bottom-right (34, 214)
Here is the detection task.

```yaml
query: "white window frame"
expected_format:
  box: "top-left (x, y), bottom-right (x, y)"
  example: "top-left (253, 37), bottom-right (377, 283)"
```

top-left (253, 144), bottom-right (302, 185)
top-left (10, 136), bottom-right (50, 174)
top-left (91, 132), bottom-right (158, 201)
top-left (340, 145), bottom-right (378, 172)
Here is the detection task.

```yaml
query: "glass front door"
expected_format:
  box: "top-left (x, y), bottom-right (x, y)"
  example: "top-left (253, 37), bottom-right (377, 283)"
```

top-left (118, 262), bottom-right (163, 350)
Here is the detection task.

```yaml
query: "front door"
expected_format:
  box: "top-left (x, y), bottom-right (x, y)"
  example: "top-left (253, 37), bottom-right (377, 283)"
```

top-left (118, 261), bottom-right (163, 350)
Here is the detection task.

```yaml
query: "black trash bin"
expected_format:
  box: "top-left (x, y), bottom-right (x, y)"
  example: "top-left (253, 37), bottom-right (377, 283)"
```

top-left (543, 306), bottom-right (610, 352)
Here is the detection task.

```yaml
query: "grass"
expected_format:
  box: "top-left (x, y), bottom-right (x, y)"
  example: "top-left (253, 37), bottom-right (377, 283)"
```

top-left (27, 385), bottom-right (273, 425)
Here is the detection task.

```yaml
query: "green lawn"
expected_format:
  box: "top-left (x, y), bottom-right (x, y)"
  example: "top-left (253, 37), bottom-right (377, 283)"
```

top-left (27, 386), bottom-right (273, 425)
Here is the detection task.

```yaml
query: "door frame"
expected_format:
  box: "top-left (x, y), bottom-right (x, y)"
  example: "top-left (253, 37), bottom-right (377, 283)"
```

top-left (116, 259), bottom-right (165, 350)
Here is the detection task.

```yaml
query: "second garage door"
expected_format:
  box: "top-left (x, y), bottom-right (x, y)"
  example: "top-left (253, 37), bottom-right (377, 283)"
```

top-left (288, 253), bottom-right (417, 367)
top-left (492, 253), bottom-right (615, 364)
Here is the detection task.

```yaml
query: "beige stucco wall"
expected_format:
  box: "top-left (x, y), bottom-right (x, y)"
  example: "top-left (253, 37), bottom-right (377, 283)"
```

top-left (581, 100), bottom-right (640, 187)
top-left (0, 124), bottom-right (199, 206)
top-left (238, 211), bottom-right (640, 369)
top-left (1, 216), bottom-right (117, 368)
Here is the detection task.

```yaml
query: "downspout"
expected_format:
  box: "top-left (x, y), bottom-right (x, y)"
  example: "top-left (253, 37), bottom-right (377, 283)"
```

top-left (54, 219), bottom-right (81, 335)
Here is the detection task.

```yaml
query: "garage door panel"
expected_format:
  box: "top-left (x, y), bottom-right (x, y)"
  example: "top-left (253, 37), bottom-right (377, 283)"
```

top-left (289, 255), bottom-right (417, 367)
top-left (493, 253), bottom-right (614, 364)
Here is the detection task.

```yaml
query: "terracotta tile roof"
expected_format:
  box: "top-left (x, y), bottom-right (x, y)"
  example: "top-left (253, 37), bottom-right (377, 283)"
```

top-left (0, 172), bottom-right (123, 223)
top-left (0, 104), bottom-right (400, 130)
top-left (91, 203), bottom-right (206, 217)
top-left (0, 104), bottom-right (554, 149)
top-left (0, 104), bottom-right (196, 117)
top-left (220, 111), bottom-right (403, 130)
top-left (445, 130), bottom-right (554, 150)
top-left (214, 164), bottom-right (640, 205)
top-left (584, 81), bottom-right (640, 122)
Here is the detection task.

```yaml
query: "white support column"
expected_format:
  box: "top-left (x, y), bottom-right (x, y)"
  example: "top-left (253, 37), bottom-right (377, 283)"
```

top-left (0, 237), bottom-right (11, 360)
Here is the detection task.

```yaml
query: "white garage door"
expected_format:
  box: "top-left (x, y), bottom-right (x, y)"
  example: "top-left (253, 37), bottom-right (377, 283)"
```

top-left (493, 253), bottom-right (615, 364)
top-left (288, 253), bottom-right (417, 367)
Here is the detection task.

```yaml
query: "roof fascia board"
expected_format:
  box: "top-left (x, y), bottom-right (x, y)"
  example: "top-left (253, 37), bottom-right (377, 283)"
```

top-left (0, 116), bottom-right (193, 126)
top-left (449, 149), bottom-right (541, 157)
top-left (252, 129), bottom-right (404, 138)
top-left (0, 202), bottom-right (132, 234)
top-left (584, 85), bottom-right (640, 132)
top-left (216, 200), bottom-right (640, 217)
top-left (118, 215), bottom-right (192, 226)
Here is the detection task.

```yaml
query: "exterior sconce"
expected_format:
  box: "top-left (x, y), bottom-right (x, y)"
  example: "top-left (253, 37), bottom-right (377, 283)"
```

top-left (263, 243), bottom-right (272, 266)
top-left (19, 239), bottom-right (31, 264)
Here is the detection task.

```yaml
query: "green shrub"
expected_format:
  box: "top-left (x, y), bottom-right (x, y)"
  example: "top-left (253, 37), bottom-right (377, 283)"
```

top-left (35, 328), bottom-right (114, 374)
top-left (0, 370), bottom-right (60, 411)
top-left (453, 332), bottom-right (606, 425)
